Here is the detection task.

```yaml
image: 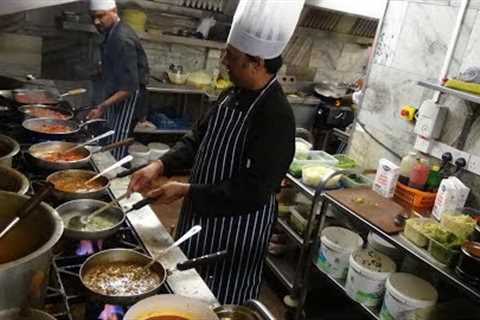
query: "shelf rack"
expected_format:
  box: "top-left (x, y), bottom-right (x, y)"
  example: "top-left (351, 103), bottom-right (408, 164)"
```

top-left (417, 80), bottom-right (480, 104)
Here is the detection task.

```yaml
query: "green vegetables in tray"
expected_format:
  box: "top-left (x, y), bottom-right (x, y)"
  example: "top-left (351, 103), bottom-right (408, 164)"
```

top-left (334, 155), bottom-right (357, 169)
top-left (289, 161), bottom-right (303, 178)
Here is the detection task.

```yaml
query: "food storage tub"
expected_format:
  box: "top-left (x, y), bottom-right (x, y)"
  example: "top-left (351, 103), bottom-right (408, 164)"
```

top-left (403, 218), bottom-right (438, 248)
top-left (316, 227), bottom-right (364, 279)
top-left (380, 273), bottom-right (438, 320)
top-left (302, 165), bottom-right (341, 189)
top-left (128, 143), bottom-right (150, 168)
top-left (428, 237), bottom-right (461, 266)
top-left (334, 154), bottom-right (357, 169)
top-left (288, 207), bottom-right (307, 235)
top-left (345, 248), bottom-right (396, 307)
top-left (367, 232), bottom-right (402, 265)
top-left (294, 138), bottom-right (312, 160)
top-left (341, 174), bottom-right (372, 188)
top-left (441, 211), bottom-right (476, 240)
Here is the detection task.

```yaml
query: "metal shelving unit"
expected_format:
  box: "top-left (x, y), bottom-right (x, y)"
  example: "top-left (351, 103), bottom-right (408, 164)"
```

top-left (324, 194), bottom-right (480, 300)
top-left (278, 216), bottom-right (304, 246)
top-left (417, 80), bottom-right (480, 104)
top-left (265, 254), bottom-right (295, 291)
top-left (313, 262), bottom-right (380, 319)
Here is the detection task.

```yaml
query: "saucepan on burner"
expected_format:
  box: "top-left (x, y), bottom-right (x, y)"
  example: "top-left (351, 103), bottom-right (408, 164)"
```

top-left (79, 248), bottom-right (227, 305)
top-left (0, 308), bottom-right (56, 320)
top-left (18, 104), bottom-right (74, 121)
top-left (0, 166), bottom-right (29, 195)
top-left (0, 134), bottom-right (20, 167)
top-left (27, 137), bottom-right (135, 171)
top-left (5, 88), bottom-right (86, 105)
top-left (125, 294), bottom-right (220, 320)
top-left (22, 117), bottom-right (107, 140)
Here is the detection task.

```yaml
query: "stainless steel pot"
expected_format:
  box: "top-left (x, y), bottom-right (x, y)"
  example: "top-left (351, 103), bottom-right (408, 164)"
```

top-left (0, 191), bottom-right (63, 310)
top-left (56, 199), bottom-right (125, 240)
top-left (0, 166), bottom-right (29, 194)
top-left (0, 134), bottom-right (20, 167)
top-left (0, 308), bottom-right (56, 320)
top-left (46, 169), bottom-right (110, 201)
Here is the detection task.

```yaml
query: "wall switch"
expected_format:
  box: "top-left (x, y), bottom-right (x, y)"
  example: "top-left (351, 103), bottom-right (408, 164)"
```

top-left (467, 155), bottom-right (480, 176)
top-left (414, 99), bottom-right (448, 139)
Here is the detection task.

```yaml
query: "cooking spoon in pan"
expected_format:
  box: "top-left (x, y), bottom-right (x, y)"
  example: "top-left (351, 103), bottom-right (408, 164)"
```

top-left (64, 130), bottom-right (115, 154)
top-left (85, 155), bottom-right (133, 185)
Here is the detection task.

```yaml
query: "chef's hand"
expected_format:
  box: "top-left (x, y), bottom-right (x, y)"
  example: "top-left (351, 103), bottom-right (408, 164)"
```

top-left (127, 160), bottom-right (165, 196)
top-left (146, 181), bottom-right (190, 205)
top-left (86, 106), bottom-right (104, 120)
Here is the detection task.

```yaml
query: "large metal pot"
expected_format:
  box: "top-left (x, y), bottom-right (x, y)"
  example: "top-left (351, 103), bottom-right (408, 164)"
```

top-left (0, 134), bottom-right (20, 167)
top-left (0, 308), bottom-right (56, 320)
top-left (46, 169), bottom-right (110, 201)
top-left (0, 191), bottom-right (63, 310)
top-left (0, 166), bottom-right (29, 194)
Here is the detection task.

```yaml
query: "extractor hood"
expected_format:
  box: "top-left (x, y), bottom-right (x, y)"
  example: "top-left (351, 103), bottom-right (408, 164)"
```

top-left (1, 0), bottom-right (81, 16)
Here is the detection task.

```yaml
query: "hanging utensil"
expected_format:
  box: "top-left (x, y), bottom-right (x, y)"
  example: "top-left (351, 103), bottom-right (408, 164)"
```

top-left (64, 130), bottom-right (115, 154)
top-left (0, 182), bottom-right (53, 240)
top-left (85, 155), bottom-right (133, 185)
top-left (143, 225), bottom-right (202, 271)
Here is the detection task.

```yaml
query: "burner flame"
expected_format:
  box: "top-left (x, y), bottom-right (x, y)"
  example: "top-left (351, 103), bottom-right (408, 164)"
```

top-left (75, 240), bottom-right (104, 256)
top-left (98, 304), bottom-right (124, 320)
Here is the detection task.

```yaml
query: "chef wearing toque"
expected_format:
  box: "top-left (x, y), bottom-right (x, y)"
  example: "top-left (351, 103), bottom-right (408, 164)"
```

top-left (87, 0), bottom-right (150, 160)
top-left (128, 0), bottom-right (305, 304)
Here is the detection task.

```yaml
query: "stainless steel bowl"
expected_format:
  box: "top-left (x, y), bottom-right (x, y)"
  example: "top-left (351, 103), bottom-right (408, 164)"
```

top-left (0, 308), bottom-right (56, 320)
top-left (56, 199), bottom-right (125, 240)
top-left (0, 134), bottom-right (20, 167)
top-left (0, 166), bottom-right (29, 194)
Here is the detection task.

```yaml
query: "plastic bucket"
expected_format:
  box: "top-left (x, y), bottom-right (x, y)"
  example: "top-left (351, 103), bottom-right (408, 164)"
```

top-left (380, 273), bottom-right (438, 320)
top-left (316, 227), bottom-right (364, 279)
top-left (148, 142), bottom-right (170, 161)
top-left (345, 248), bottom-right (396, 307)
top-left (367, 232), bottom-right (402, 265)
top-left (128, 143), bottom-right (150, 168)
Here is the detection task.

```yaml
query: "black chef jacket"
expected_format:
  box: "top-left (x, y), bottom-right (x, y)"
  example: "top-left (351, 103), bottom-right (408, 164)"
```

top-left (161, 81), bottom-right (296, 216)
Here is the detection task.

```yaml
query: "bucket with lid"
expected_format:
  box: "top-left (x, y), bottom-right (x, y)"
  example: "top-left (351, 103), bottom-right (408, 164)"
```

top-left (380, 273), bottom-right (438, 320)
top-left (128, 143), bottom-right (150, 168)
top-left (316, 227), bottom-right (364, 279)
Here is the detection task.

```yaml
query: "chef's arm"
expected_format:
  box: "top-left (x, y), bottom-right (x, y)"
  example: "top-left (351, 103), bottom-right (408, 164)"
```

top-left (96, 90), bottom-right (130, 111)
top-left (188, 111), bottom-right (295, 216)
top-left (160, 106), bottom-right (214, 175)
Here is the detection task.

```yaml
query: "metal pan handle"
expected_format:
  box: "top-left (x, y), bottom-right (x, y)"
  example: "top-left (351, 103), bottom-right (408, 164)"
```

top-left (95, 138), bottom-right (135, 154)
top-left (114, 163), bottom-right (149, 179)
top-left (246, 300), bottom-right (276, 320)
top-left (176, 250), bottom-right (228, 271)
top-left (78, 118), bottom-right (107, 129)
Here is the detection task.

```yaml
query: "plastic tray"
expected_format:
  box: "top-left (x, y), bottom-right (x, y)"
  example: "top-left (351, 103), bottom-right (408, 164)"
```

top-left (428, 237), bottom-right (461, 266)
top-left (341, 174), bottom-right (372, 188)
top-left (334, 154), bottom-right (357, 169)
top-left (403, 218), bottom-right (438, 248)
top-left (394, 182), bottom-right (436, 211)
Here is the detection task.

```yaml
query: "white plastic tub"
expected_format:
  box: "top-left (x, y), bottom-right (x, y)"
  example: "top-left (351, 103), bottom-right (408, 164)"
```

top-left (316, 227), bottom-right (364, 279)
top-left (380, 273), bottom-right (438, 320)
top-left (367, 232), bottom-right (402, 264)
top-left (128, 143), bottom-right (150, 168)
top-left (148, 142), bottom-right (170, 160)
top-left (345, 248), bottom-right (396, 307)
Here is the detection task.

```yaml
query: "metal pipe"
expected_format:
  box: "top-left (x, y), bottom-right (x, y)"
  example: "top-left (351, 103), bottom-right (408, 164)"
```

top-left (434, 0), bottom-right (470, 102)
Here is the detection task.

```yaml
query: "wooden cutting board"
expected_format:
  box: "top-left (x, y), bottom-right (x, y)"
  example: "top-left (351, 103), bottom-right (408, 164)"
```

top-left (326, 188), bottom-right (410, 234)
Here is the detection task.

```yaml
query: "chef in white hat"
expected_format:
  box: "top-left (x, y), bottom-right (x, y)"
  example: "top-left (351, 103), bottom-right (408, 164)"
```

top-left (128, 0), bottom-right (305, 305)
top-left (86, 0), bottom-right (150, 160)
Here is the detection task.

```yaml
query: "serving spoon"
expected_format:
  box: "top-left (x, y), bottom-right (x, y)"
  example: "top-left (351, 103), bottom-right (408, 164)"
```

top-left (85, 155), bottom-right (133, 185)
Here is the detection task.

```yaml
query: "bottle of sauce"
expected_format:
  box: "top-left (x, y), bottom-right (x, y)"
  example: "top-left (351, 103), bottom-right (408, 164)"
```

top-left (399, 152), bottom-right (418, 184)
top-left (409, 158), bottom-right (430, 190)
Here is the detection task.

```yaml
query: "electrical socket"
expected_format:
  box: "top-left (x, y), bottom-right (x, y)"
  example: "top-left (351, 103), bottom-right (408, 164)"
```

top-left (430, 142), bottom-right (471, 164)
top-left (467, 155), bottom-right (480, 176)
top-left (414, 136), bottom-right (434, 153)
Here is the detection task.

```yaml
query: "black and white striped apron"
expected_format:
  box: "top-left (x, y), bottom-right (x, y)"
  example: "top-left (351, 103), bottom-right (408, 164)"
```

top-left (105, 90), bottom-right (139, 160)
top-left (176, 78), bottom-right (278, 305)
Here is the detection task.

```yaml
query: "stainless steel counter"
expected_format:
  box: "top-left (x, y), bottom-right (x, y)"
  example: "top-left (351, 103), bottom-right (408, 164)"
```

top-left (92, 151), bottom-right (219, 307)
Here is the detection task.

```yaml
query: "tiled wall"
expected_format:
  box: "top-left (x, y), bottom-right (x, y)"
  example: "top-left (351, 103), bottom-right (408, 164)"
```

top-left (349, 0), bottom-right (480, 202)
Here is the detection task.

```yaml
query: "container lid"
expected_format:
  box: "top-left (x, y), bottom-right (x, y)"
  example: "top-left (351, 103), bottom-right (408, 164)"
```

top-left (128, 143), bottom-right (149, 155)
top-left (387, 273), bottom-right (438, 303)
top-left (321, 227), bottom-right (363, 252)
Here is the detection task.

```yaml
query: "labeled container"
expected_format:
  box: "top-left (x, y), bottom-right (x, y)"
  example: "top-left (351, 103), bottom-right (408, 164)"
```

top-left (148, 142), bottom-right (170, 161)
top-left (345, 249), bottom-right (396, 307)
top-left (316, 227), bottom-right (364, 279)
top-left (432, 176), bottom-right (470, 221)
top-left (399, 151), bottom-right (418, 185)
top-left (380, 273), bottom-right (438, 320)
top-left (372, 159), bottom-right (400, 198)
top-left (128, 143), bottom-right (150, 168)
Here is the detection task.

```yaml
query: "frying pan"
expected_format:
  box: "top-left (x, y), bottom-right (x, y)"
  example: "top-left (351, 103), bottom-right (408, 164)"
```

top-left (27, 138), bottom-right (135, 170)
top-left (125, 294), bottom-right (219, 320)
top-left (22, 118), bottom-right (106, 139)
top-left (79, 248), bottom-right (227, 305)
top-left (10, 88), bottom-right (86, 105)
top-left (56, 199), bottom-right (125, 240)
top-left (17, 104), bottom-right (74, 121)
top-left (46, 169), bottom-right (110, 201)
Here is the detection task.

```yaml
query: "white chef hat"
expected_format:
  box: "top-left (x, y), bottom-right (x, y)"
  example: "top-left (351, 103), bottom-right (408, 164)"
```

top-left (89, 0), bottom-right (116, 11)
top-left (227, 0), bottom-right (305, 59)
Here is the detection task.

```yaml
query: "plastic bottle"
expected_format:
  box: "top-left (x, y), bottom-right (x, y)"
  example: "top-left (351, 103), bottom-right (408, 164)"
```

top-left (409, 158), bottom-right (430, 190)
top-left (426, 164), bottom-right (442, 192)
top-left (399, 152), bottom-right (418, 185)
